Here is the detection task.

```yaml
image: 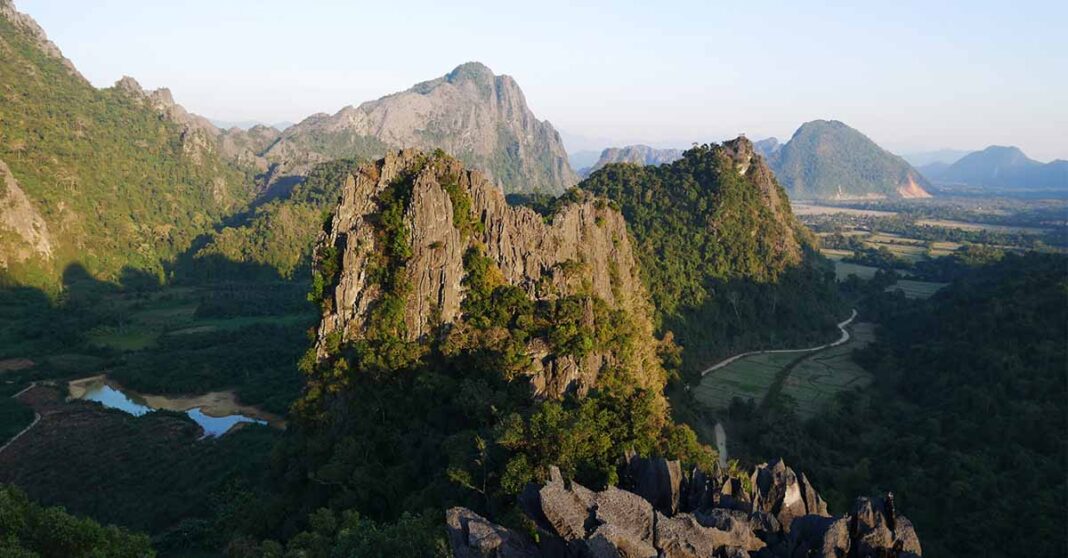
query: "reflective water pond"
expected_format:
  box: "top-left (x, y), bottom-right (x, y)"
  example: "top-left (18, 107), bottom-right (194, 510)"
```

top-left (71, 378), bottom-right (269, 437)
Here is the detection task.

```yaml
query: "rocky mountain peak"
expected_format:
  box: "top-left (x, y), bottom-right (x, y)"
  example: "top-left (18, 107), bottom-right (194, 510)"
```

top-left (264, 63), bottom-right (577, 195)
top-left (312, 150), bottom-right (659, 397)
top-left (445, 61), bottom-right (497, 85)
top-left (0, 0), bottom-right (86, 81)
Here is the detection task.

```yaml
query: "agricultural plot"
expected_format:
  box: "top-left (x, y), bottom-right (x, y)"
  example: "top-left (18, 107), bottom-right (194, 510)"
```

top-left (694, 322), bottom-right (876, 420)
top-left (692, 351), bottom-right (801, 411)
top-left (885, 279), bottom-right (947, 299)
top-left (832, 261), bottom-right (881, 280)
top-left (780, 322), bottom-right (875, 419)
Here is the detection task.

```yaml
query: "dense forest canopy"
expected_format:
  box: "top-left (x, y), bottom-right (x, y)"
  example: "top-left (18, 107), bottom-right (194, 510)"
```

top-left (733, 253), bottom-right (1068, 558)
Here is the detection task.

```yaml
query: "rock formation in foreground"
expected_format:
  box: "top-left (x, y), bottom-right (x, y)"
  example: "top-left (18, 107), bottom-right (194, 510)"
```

top-left (448, 456), bottom-right (922, 558)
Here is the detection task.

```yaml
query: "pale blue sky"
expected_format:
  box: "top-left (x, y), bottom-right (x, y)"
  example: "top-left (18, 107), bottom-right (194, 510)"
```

top-left (17, 0), bottom-right (1068, 160)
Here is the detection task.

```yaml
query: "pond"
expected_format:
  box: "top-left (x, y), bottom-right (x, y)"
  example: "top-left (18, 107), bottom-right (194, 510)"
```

top-left (70, 377), bottom-right (272, 437)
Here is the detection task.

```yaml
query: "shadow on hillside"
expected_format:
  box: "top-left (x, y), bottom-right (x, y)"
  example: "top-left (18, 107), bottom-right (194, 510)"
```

top-left (665, 264), bottom-right (846, 382)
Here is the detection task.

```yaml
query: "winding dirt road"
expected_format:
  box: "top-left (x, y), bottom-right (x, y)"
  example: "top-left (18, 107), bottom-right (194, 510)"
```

top-left (0, 382), bottom-right (40, 456)
top-left (700, 309), bottom-right (857, 377)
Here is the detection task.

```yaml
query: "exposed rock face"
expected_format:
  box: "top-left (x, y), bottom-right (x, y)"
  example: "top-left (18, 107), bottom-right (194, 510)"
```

top-left (585, 145), bottom-right (683, 176)
top-left (313, 150), bottom-right (657, 397)
top-left (267, 62), bottom-right (578, 194)
top-left (449, 457), bottom-right (921, 558)
top-left (0, 159), bottom-right (52, 269)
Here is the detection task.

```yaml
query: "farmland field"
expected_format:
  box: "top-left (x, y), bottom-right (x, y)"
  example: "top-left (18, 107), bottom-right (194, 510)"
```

top-left (885, 279), bottom-right (947, 299)
top-left (693, 321), bottom-right (875, 419)
top-left (780, 322), bottom-right (875, 419)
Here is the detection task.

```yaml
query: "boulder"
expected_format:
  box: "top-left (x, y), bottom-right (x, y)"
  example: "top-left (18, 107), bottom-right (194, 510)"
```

top-left (627, 454), bottom-right (683, 514)
top-left (593, 486), bottom-right (655, 543)
top-left (446, 507), bottom-right (539, 558)
top-left (586, 524), bottom-right (658, 558)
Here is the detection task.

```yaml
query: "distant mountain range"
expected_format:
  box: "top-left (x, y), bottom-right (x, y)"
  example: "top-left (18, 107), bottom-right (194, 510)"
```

top-left (768, 120), bottom-right (932, 200)
top-left (580, 145), bottom-right (684, 176)
top-left (900, 148), bottom-right (973, 167)
top-left (919, 146), bottom-right (1067, 191)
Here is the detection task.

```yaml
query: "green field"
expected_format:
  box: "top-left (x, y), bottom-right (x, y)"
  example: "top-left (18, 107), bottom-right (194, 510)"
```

top-left (694, 322), bottom-right (875, 419)
top-left (832, 260), bottom-right (881, 280)
top-left (780, 322), bottom-right (875, 419)
top-left (885, 279), bottom-right (948, 299)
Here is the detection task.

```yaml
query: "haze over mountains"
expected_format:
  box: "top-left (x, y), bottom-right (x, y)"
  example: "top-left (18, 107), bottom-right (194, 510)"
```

top-left (919, 146), bottom-right (1068, 191)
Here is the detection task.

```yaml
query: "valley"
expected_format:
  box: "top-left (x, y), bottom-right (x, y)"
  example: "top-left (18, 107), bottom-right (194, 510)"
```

top-left (0, 1), bottom-right (1064, 556)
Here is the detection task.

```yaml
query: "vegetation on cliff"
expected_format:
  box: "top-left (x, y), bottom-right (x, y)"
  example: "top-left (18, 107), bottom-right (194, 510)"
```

top-left (579, 139), bottom-right (845, 376)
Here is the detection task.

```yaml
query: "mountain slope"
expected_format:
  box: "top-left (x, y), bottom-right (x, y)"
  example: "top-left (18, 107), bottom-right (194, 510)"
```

top-left (582, 145), bottom-right (683, 176)
top-left (265, 62), bottom-right (577, 195)
top-left (0, 2), bottom-right (256, 288)
top-left (770, 120), bottom-right (932, 200)
top-left (924, 145), bottom-right (1068, 190)
top-left (580, 137), bottom-right (845, 375)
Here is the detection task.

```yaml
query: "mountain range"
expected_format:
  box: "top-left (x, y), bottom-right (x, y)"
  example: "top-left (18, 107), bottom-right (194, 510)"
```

top-left (919, 146), bottom-right (1068, 191)
top-left (579, 144), bottom-right (685, 176)
top-left (0, 1), bottom-right (578, 287)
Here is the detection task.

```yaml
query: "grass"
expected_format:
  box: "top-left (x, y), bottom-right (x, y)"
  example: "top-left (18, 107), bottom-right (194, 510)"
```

top-left (885, 279), bottom-right (948, 299)
top-left (780, 322), bottom-right (875, 419)
top-left (833, 261), bottom-right (881, 280)
top-left (694, 322), bottom-right (875, 420)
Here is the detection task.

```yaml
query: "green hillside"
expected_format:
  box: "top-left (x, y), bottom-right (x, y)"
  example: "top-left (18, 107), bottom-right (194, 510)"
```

top-left (0, 11), bottom-right (254, 290)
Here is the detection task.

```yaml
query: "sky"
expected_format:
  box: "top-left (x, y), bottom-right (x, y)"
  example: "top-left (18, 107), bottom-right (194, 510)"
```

top-left (17, 0), bottom-right (1068, 161)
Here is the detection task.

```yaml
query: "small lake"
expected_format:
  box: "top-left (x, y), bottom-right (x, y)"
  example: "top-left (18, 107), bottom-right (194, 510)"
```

top-left (71, 378), bottom-right (269, 437)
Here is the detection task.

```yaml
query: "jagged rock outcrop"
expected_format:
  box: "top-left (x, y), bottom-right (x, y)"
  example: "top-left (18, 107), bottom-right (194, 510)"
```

top-left (268, 62), bottom-right (577, 194)
top-left (313, 150), bottom-right (658, 397)
top-left (0, 0), bottom-right (84, 81)
top-left (584, 145), bottom-right (683, 176)
top-left (0, 159), bottom-right (52, 269)
top-left (450, 458), bottom-right (921, 558)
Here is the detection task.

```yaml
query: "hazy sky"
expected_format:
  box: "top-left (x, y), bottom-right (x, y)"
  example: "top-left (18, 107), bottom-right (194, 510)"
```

top-left (17, 0), bottom-right (1068, 161)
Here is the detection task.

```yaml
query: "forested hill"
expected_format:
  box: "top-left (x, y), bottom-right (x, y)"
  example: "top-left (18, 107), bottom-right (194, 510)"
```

top-left (242, 150), bottom-right (714, 555)
top-left (0, 2), bottom-right (257, 289)
top-left (770, 120), bottom-right (932, 200)
top-left (579, 137), bottom-right (845, 376)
